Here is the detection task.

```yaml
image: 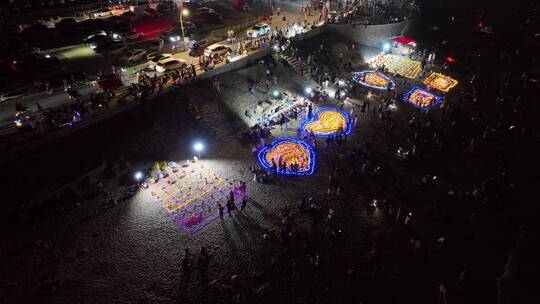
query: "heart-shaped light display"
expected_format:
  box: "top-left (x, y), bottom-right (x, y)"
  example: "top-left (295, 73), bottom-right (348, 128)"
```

top-left (352, 70), bottom-right (396, 90)
top-left (301, 107), bottom-right (352, 137)
top-left (257, 138), bottom-right (316, 176)
top-left (402, 86), bottom-right (442, 109)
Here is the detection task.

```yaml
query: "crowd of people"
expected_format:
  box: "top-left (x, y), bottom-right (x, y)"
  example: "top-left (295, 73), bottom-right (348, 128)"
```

top-left (193, 16), bottom-right (539, 301)
top-left (324, 0), bottom-right (419, 25)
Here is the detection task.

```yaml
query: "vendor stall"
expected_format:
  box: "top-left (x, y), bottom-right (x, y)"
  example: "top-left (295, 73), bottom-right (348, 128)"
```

top-left (391, 36), bottom-right (417, 56)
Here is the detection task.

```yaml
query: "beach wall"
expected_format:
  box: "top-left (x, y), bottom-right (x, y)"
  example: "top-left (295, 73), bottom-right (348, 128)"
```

top-left (325, 19), bottom-right (416, 48)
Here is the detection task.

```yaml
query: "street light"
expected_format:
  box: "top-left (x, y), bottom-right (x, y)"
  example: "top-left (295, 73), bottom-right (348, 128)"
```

top-left (383, 42), bottom-right (391, 52)
top-left (179, 8), bottom-right (190, 42)
top-left (304, 86), bottom-right (313, 97)
top-left (193, 142), bottom-right (204, 158)
top-left (134, 171), bottom-right (143, 181)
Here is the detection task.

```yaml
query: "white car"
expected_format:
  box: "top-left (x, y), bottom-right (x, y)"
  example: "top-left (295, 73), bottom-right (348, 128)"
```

top-left (145, 51), bottom-right (161, 61)
top-left (155, 58), bottom-right (187, 73)
top-left (148, 53), bottom-right (173, 69)
top-left (123, 49), bottom-right (147, 64)
top-left (204, 44), bottom-right (231, 58)
top-left (246, 23), bottom-right (271, 38)
top-left (92, 9), bottom-right (112, 18)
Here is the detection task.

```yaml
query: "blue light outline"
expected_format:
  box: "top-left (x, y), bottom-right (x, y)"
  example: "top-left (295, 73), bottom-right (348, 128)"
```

top-left (300, 107), bottom-right (352, 138)
top-left (401, 86), bottom-right (443, 110)
top-left (351, 70), bottom-right (396, 90)
top-left (257, 138), bottom-right (316, 176)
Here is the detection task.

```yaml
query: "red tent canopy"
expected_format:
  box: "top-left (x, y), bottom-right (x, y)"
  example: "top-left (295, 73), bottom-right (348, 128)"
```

top-left (393, 36), bottom-right (416, 45)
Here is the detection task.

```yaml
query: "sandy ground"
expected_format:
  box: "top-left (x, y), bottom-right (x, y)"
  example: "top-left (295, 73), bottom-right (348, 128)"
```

top-left (0, 26), bottom-right (537, 304)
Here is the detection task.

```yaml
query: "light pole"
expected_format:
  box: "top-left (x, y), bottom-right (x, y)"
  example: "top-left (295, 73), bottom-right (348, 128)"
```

top-left (134, 171), bottom-right (143, 182)
top-left (193, 142), bottom-right (204, 159)
top-left (179, 8), bottom-right (190, 43)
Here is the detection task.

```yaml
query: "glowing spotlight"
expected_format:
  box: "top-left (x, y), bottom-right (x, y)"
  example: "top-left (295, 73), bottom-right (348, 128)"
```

top-left (304, 86), bottom-right (313, 95)
top-left (383, 42), bottom-right (391, 52)
top-left (339, 91), bottom-right (346, 97)
top-left (193, 142), bottom-right (204, 158)
top-left (134, 171), bottom-right (143, 181)
top-left (45, 54), bottom-right (51, 59)
top-left (272, 90), bottom-right (280, 98)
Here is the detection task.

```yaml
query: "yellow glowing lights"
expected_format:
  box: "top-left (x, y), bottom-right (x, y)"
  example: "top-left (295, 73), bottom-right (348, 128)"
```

top-left (409, 90), bottom-right (437, 107)
top-left (364, 72), bottom-right (390, 87)
top-left (264, 141), bottom-right (311, 171)
top-left (368, 53), bottom-right (421, 79)
top-left (423, 72), bottom-right (458, 92)
top-left (303, 110), bottom-right (348, 136)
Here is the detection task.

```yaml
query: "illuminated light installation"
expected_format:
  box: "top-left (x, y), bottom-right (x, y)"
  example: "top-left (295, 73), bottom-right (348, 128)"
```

top-left (368, 53), bottom-right (421, 79)
top-left (352, 70), bottom-right (396, 90)
top-left (402, 86), bottom-right (443, 109)
top-left (423, 72), bottom-right (458, 93)
top-left (257, 138), bottom-right (316, 176)
top-left (301, 107), bottom-right (352, 137)
top-left (151, 168), bottom-right (248, 234)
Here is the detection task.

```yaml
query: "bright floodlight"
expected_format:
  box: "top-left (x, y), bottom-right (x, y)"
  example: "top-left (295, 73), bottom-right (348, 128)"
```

top-left (193, 142), bottom-right (204, 152)
top-left (272, 90), bottom-right (280, 97)
top-left (383, 42), bottom-right (391, 52)
top-left (305, 87), bottom-right (313, 94)
top-left (134, 171), bottom-right (143, 181)
top-left (181, 8), bottom-right (189, 16)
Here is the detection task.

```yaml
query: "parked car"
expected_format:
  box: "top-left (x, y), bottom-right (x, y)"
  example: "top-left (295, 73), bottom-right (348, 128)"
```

top-left (78, 18), bottom-right (110, 31)
top-left (194, 7), bottom-right (215, 14)
top-left (72, 12), bottom-right (89, 22)
top-left (155, 58), bottom-right (187, 73)
top-left (123, 49), bottom-right (147, 64)
top-left (95, 42), bottom-right (126, 55)
top-left (84, 34), bottom-right (111, 49)
top-left (188, 39), bottom-right (209, 56)
top-left (0, 89), bottom-right (27, 103)
top-left (247, 23), bottom-right (271, 38)
top-left (55, 18), bottom-right (77, 31)
top-left (192, 8), bottom-right (223, 24)
top-left (121, 11), bottom-right (138, 21)
top-left (148, 53), bottom-right (173, 69)
top-left (161, 28), bottom-right (192, 42)
top-left (86, 30), bottom-right (107, 39)
top-left (172, 21), bottom-right (197, 35)
top-left (123, 30), bottom-right (143, 40)
top-left (144, 8), bottom-right (159, 18)
top-left (204, 44), bottom-right (231, 58)
top-left (145, 51), bottom-right (162, 61)
top-left (182, 1), bottom-right (203, 10)
top-left (157, 1), bottom-right (175, 13)
top-left (39, 16), bottom-right (62, 28)
top-left (92, 9), bottom-right (112, 19)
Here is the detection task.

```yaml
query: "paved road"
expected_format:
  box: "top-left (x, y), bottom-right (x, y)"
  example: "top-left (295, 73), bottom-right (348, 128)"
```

top-left (0, 1), bottom-right (315, 130)
top-left (0, 86), bottom-right (98, 128)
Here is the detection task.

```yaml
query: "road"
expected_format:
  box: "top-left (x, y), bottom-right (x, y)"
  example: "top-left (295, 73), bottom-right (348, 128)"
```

top-left (0, 1), bottom-right (315, 129)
